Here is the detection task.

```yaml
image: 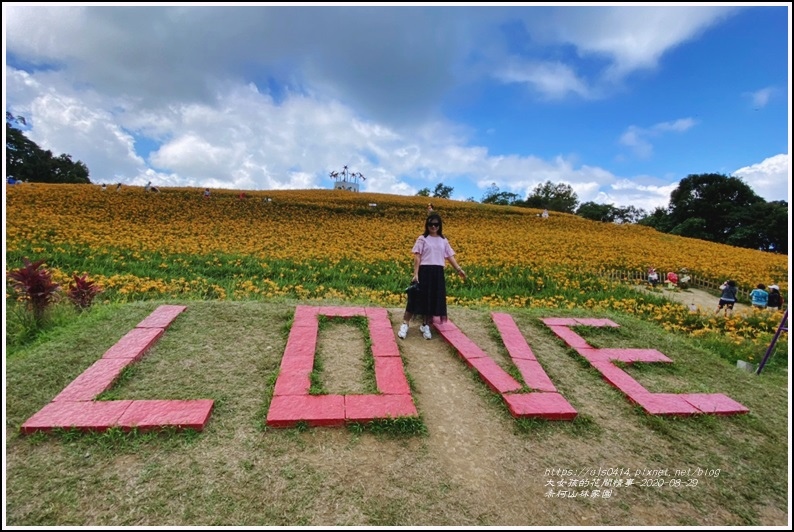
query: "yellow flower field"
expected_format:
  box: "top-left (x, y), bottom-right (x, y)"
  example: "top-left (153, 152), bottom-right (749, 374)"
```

top-left (6, 183), bottom-right (787, 286)
top-left (5, 183), bottom-right (788, 354)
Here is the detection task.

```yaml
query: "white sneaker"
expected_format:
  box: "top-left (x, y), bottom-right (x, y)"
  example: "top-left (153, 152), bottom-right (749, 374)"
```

top-left (420, 324), bottom-right (432, 340)
top-left (398, 323), bottom-right (409, 339)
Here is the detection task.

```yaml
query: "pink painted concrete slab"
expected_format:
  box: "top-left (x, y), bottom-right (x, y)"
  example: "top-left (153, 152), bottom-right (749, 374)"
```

top-left (282, 329), bottom-right (318, 359)
top-left (490, 312), bottom-right (519, 330)
top-left (20, 400), bottom-right (133, 434)
top-left (321, 306), bottom-right (366, 318)
top-left (467, 356), bottom-right (523, 393)
top-left (502, 392), bottom-right (577, 420)
top-left (540, 318), bottom-right (579, 326)
top-left (430, 318), bottom-right (458, 332)
top-left (434, 325), bottom-right (489, 361)
top-left (680, 393), bottom-right (750, 415)
top-left (586, 359), bottom-right (652, 398)
top-left (52, 358), bottom-right (134, 402)
top-left (101, 327), bottom-right (164, 360)
top-left (344, 394), bottom-right (418, 422)
top-left (546, 325), bottom-right (593, 349)
top-left (292, 305), bottom-right (320, 327)
top-left (373, 357), bottom-right (411, 395)
top-left (366, 314), bottom-right (400, 358)
top-left (272, 369), bottom-right (312, 396)
top-left (135, 305), bottom-right (187, 329)
top-left (116, 399), bottom-right (214, 431)
top-left (365, 307), bottom-right (390, 320)
top-left (511, 358), bottom-right (557, 393)
top-left (266, 394), bottom-right (346, 427)
top-left (492, 312), bottom-right (537, 361)
top-left (369, 327), bottom-right (401, 358)
top-left (629, 393), bottom-right (701, 416)
top-left (574, 318), bottom-right (619, 327)
top-left (278, 351), bottom-right (315, 373)
top-left (591, 348), bottom-right (672, 364)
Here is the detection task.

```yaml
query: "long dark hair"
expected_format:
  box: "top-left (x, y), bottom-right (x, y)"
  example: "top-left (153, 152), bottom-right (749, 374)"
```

top-left (423, 213), bottom-right (445, 238)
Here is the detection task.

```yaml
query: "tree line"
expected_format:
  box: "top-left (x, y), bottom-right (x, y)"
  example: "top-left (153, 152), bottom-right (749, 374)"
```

top-left (419, 175), bottom-right (788, 254)
top-left (5, 113), bottom-right (90, 185)
top-left (6, 113), bottom-right (786, 254)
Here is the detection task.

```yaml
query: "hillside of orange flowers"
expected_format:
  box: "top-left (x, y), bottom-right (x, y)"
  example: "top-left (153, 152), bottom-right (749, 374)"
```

top-left (6, 183), bottom-right (787, 293)
top-left (6, 183), bottom-right (789, 356)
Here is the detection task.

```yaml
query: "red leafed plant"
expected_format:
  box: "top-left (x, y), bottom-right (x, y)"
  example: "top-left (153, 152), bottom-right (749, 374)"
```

top-left (67, 273), bottom-right (103, 310)
top-left (6, 257), bottom-right (62, 322)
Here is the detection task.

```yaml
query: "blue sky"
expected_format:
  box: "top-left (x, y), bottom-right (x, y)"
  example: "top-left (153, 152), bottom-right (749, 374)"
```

top-left (3, 3), bottom-right (791, 212)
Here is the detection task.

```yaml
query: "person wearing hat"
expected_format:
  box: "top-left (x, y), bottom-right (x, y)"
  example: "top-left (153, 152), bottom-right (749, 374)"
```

top-left (766, 284), bottom-right (782, 310)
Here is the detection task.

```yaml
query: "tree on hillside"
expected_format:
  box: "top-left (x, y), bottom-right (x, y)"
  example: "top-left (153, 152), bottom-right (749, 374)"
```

top-left (518, 181), bottom-right (579, 213)
top-left (727, 200), bottom-right (788, 254)
top-left (5, 113), bottom-right (91, 184)
top-left (638, 206), bottom-right (674, 232)
top-left (576, 202), bottom-right (615, 223)
top-left (432, 182), bottom-right (454, 199)
top-left (416, 187), bottom-right (431, 197)
top-left (667, 173), bottom-right (763, 236)
top-left (481, 183), bottom-right (520, 205)
top-left (639, 172), bottom-right (787, 253)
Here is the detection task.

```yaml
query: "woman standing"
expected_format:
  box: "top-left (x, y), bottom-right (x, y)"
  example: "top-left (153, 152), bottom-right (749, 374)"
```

top-left (398, 213), bottom-right (466, 340)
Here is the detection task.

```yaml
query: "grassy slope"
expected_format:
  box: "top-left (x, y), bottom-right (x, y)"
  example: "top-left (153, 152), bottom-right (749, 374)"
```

top-left (4, 300), bottom-right (789, 526)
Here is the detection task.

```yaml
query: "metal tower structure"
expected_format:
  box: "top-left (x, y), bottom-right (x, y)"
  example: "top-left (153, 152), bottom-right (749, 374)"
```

top-left (329, 165), bottom-right (365, 192)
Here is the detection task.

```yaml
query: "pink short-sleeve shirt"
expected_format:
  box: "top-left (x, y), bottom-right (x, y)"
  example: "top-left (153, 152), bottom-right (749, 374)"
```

top-left (412, 235), bottom-right (455, 266)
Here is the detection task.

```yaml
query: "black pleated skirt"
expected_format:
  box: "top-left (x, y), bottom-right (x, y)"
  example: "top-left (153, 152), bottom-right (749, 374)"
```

top-left (405, 265), bottom-right (448, 322)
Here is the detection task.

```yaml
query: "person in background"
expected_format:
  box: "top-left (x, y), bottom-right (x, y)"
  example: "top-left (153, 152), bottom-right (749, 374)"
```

top-left (427, 203), bottom-right (434, 215)
top-left (203, 188), bottom-right (211, 199)
top-left (116, 182), bottom-right (122, 191)
top-left (541, 209), bottom-right (549, 219)
top-left (766, 284), bottom-right (782, 310)
top-left (648, 267), bottom-right (659, 288)
top-left (678, 268), bottom-right (691, 289)
top-left (749, 283), bottom-right (769, 309)
top-left (715, 280), bottom-right (738, 316)
top-left (397, 212), bottom-right (466, 340)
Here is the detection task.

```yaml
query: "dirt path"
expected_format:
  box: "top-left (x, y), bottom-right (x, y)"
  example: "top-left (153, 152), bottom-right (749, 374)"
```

top-left (633, 284), bottom-right (748, 314)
